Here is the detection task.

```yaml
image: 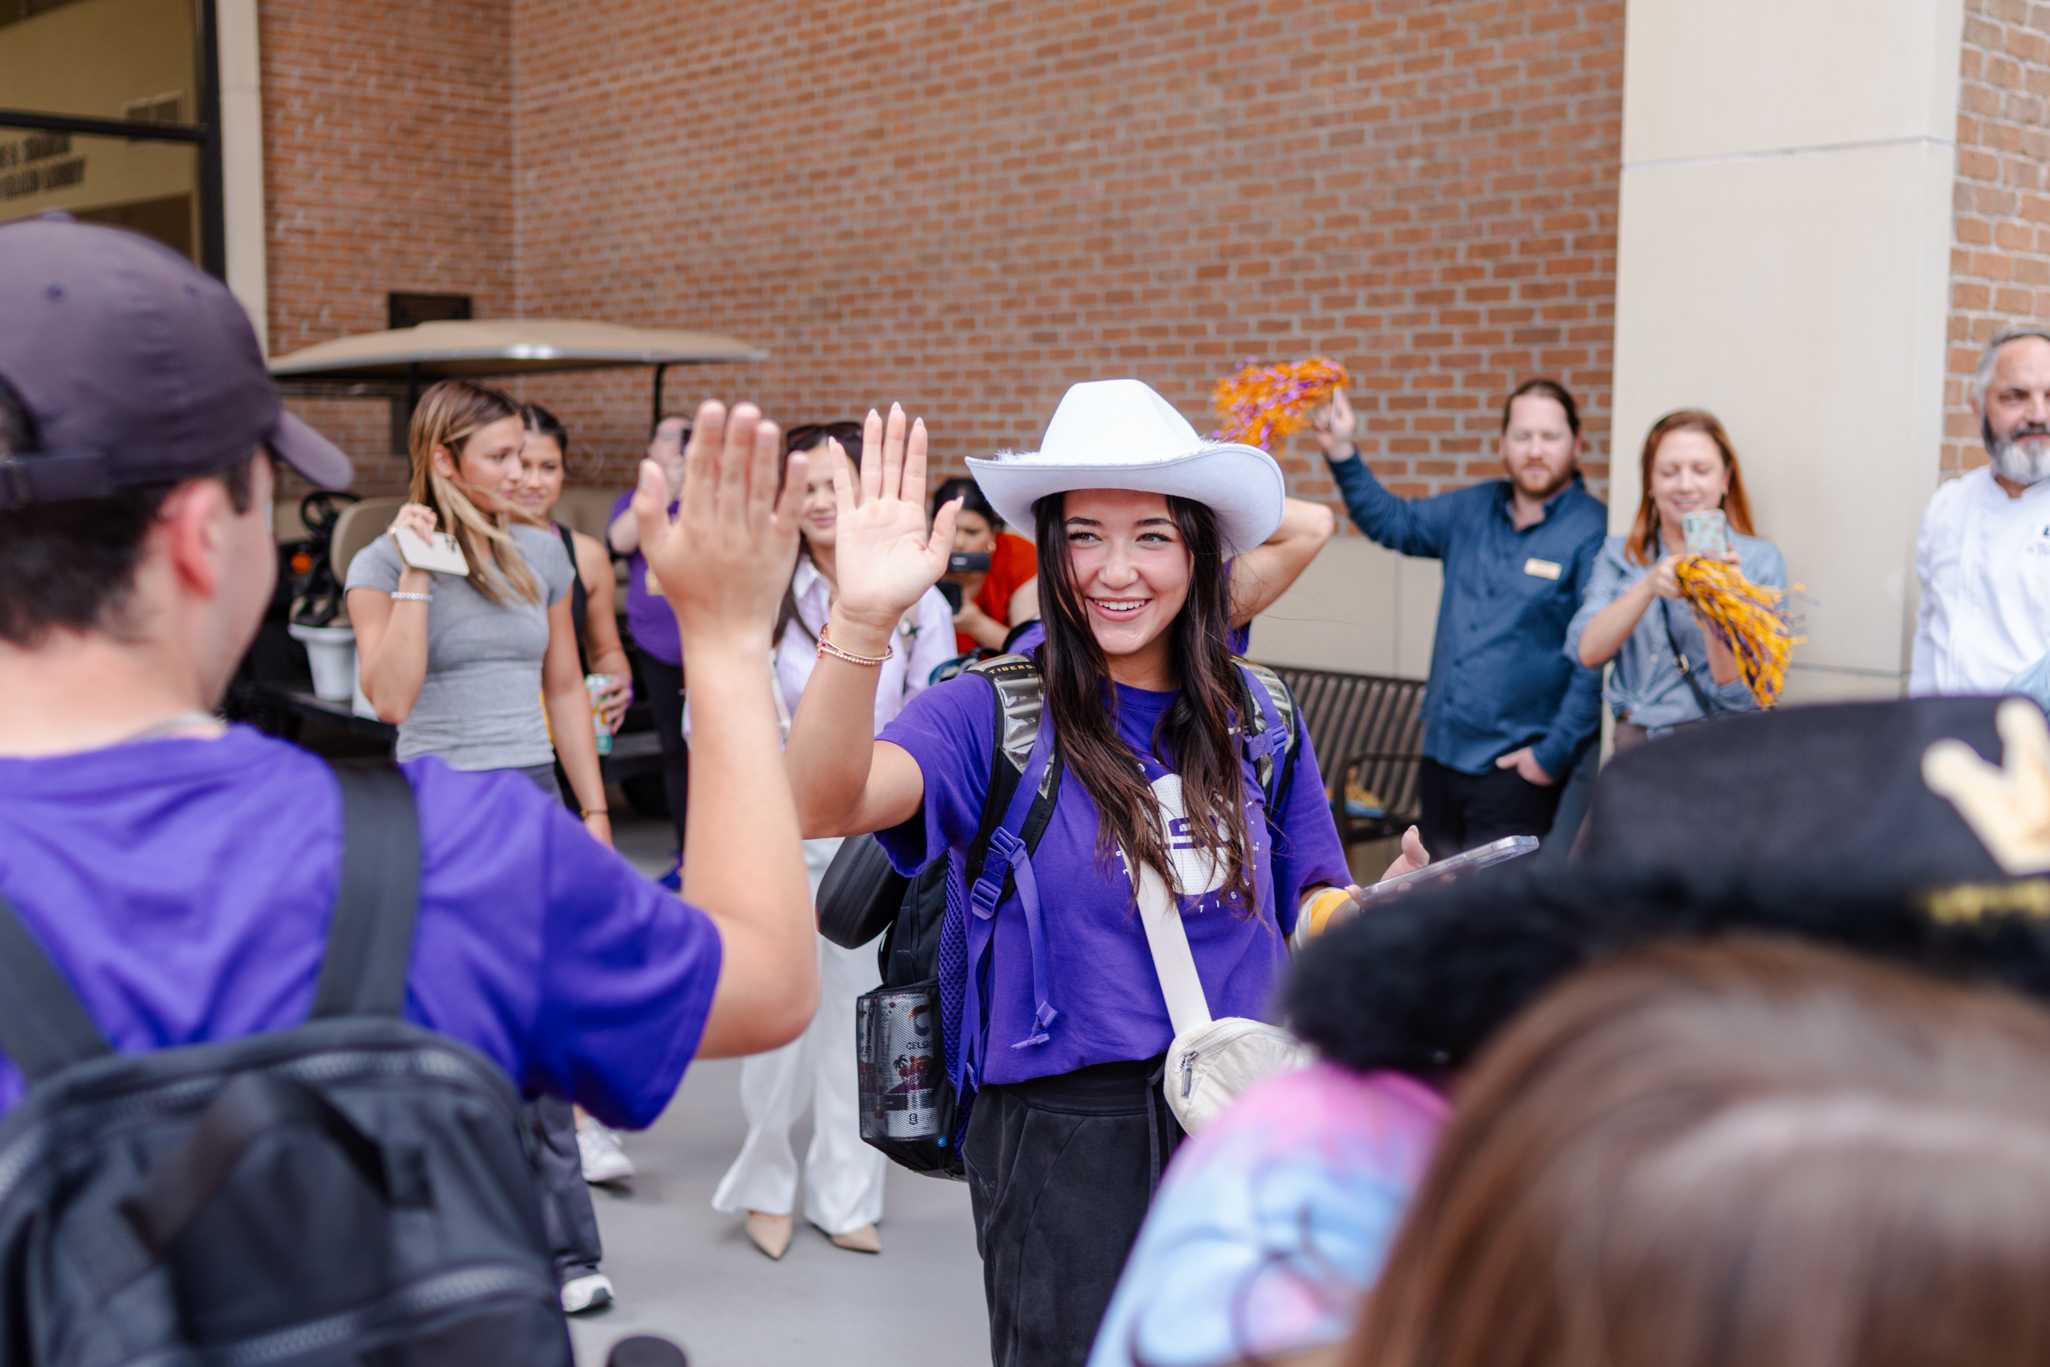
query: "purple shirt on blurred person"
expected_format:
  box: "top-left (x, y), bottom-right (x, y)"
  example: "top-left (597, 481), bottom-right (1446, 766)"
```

top-left (0, 727), bottom-right (720, 1127)
top-left (611, 488), bottom-right (682, 666)
top-left (875, 670), bottom-right (1348, 1085)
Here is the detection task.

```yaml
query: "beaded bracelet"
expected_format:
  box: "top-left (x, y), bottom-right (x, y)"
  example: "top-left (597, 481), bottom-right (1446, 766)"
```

top-left (390, 591), bottom-right (432, 604)
top-left (817, 622), bottom-right (892, 668)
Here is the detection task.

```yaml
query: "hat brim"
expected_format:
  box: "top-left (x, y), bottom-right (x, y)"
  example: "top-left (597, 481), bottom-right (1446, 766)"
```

top-left (964, 442), bottom-right (1283, 554)
top-left (266, 409), bottom-right (353, 489)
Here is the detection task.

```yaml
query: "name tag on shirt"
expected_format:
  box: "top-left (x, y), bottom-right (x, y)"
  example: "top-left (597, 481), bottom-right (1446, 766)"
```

top-left (1523, 557), bottom-right (1563, 581)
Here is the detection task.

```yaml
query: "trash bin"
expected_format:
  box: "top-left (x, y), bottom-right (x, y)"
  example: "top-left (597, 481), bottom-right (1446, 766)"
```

top-left (288, 622), bottom-right (357, 704)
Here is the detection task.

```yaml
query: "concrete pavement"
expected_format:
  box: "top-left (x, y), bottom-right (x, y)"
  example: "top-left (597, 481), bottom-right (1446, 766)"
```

top-left (569, 820), bottom-right (992, 1366)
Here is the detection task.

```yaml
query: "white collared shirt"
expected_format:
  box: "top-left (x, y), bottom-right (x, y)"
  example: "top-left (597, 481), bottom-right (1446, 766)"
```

top-left (775, 557), bottom-right (957, 735)
top-left (682, 560), bottom-right (957, 741)
top-left (1910, 465), bottom-right (2050, 694)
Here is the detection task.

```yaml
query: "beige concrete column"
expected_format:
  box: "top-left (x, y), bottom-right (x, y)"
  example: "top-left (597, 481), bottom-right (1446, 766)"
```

top-left (1608, 0), bottom-right (1966, 700)
top-left (216, 0), bottom-right (267, 349)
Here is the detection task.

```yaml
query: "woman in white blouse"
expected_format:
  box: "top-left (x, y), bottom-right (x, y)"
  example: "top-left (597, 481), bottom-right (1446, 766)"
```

top-left (709, 420), bottom-right (954, 1260)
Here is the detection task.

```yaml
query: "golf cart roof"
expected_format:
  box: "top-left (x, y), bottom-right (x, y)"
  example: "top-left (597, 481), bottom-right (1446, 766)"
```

top-left (268, 318), bottom-right (768, 384)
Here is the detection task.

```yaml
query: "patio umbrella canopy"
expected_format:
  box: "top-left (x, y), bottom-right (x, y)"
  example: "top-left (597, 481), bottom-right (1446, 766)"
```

top-left (268, 318), bottom-right (767, 383)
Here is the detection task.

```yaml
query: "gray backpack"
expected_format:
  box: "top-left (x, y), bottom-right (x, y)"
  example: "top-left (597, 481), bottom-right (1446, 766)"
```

top-left (0, 765), bottom-right (568, 1366)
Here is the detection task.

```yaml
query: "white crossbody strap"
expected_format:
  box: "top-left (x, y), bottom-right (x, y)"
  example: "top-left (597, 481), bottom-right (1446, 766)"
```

top-left (1130, 855), bottom-right (1214, 1037)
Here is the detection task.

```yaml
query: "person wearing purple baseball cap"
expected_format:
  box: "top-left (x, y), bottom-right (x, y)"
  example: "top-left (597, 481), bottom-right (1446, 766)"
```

top-left (0, 219), bottom-right (823, 1315)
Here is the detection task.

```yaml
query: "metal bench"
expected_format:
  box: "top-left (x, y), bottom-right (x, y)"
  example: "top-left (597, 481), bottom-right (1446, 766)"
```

top-left (1266, 665), bottom-right (1428, 847)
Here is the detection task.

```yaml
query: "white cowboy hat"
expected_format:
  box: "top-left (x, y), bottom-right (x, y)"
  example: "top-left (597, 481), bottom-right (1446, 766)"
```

top-left (965, 378), bottom-right (1284, 554)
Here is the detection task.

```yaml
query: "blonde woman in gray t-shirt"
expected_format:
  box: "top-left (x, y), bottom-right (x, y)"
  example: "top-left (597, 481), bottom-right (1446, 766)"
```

top-left (343, 377), bottom-right (619, 1314)
top-left (345, 379), bottom-right (609, 843)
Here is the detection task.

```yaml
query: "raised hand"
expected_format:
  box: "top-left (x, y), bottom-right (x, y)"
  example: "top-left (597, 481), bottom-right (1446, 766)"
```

top-left (634, 399), bottom-right (805, 651)
top-left (1309, 388), bottom-right (1359, 457)
top-left (828, 402), bottom-right (959, 633)
top-left (385, 502), bottom-right (438, 545)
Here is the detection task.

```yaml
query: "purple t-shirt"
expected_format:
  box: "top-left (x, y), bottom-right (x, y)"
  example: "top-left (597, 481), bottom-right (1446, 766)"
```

top-left (876, 673), bottom-right (1348, 1085)
top-left (0, 727), bottom-right (720, 1128)
top-left (611, 488), bottom-right (681, 665)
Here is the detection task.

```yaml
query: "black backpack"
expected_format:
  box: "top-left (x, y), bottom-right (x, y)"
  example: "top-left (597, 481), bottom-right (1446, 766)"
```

top-left (833, 653), bottom-right (1302, 1180)
top-left (0, 766), bottom-right (568, 1367)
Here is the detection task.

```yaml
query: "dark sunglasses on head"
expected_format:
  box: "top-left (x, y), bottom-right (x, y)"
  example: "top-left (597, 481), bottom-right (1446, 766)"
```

top-left (784, 421), bottom-right (865, 459)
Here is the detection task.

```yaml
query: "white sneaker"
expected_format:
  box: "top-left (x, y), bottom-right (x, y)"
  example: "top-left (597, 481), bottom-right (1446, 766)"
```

top-left (577, 1121), bottom-right (635, 1185)
top-left (560, 1271), bottom-right (615, 1315)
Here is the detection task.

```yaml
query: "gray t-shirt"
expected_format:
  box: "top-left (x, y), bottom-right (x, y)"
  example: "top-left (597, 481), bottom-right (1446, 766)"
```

top-left (346, 522), bottom-right (575, 771)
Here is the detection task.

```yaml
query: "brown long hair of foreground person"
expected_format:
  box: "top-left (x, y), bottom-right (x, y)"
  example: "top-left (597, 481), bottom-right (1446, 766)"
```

top-left (1345, 936), bottom-right (2050, 1367)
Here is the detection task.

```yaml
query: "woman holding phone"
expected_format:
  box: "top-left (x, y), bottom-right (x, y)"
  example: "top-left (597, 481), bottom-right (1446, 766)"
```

top-left (344, 378), bottom-right (617, 1314)
top-left (1566, 409), bottom-right (1787, 747)
top-left (784, 384), bottom-right (1421, 1362)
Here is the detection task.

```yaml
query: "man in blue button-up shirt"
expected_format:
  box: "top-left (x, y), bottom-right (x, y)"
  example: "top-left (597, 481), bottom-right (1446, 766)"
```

top-left (1313, 379), bottom-right (1605, 856)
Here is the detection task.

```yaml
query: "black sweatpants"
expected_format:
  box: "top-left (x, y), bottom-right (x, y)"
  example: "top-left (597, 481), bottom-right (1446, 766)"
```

top-left (528, 1096), bottom-right (604, 1280)
top-left (508, 766), bottom-right (608, 1283)
top-left (963, 1058), bottom-right (1181, 1367)
top-left (635, 648), bottom-right (689, 855)
top-left (1417, 756), bottom-right (1565, 858)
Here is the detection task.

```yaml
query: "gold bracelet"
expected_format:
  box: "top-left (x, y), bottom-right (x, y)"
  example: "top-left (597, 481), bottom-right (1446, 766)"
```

top-left (817, 621), bottom-right (892, 668)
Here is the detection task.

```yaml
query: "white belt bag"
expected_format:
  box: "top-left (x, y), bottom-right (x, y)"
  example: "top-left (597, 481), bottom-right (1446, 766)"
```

top-left (1132, 859), bottom-right (1310, 1133)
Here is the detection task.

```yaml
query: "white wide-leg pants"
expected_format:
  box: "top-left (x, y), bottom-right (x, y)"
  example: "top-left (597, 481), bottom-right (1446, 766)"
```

top-left (710, 835), bottom-right (887, 1235)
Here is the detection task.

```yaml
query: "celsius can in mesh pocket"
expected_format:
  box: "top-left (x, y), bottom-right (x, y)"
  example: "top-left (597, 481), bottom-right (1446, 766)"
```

top-left (855, 980), bottom-right (963, 1178)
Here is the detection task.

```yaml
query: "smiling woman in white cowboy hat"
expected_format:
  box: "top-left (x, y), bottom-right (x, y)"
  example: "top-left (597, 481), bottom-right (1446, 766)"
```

top-left (784, 379), bottom-right (1425, 1364)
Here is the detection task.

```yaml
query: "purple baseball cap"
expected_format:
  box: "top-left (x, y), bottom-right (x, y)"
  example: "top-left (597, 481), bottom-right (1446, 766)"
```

top-left (0, 215), bottom-right (351, 509)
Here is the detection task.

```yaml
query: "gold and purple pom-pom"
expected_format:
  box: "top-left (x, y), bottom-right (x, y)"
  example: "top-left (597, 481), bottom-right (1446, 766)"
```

top-left (1676, 557), bottom-right (1804, 709)
top-left (1211, 356), bottom-right (1350, 451)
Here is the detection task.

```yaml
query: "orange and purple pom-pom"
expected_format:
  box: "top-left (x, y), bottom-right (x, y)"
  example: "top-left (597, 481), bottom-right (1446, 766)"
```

top-left (1212, 356), bottom-right (1350, 451)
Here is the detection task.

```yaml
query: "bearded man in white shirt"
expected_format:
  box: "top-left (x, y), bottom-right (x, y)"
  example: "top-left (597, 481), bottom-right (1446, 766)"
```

top-left (1911, 326), bottom-right (2050, 694)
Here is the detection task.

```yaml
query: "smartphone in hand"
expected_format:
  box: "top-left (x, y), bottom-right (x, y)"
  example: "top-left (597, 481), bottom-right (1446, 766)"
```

top-left (394, 528), bottom-right (470, 576)
top-left (1682, 510), bottom-right (1731, 559)
top-left (1352, 834), bottom-right (1539, 907)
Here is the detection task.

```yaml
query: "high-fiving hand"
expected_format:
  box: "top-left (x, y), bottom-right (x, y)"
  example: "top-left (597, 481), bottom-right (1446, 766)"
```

top-left (633, 400), bottom-right (806, 652)
top-left (826, 402), bottom-right (960, 634)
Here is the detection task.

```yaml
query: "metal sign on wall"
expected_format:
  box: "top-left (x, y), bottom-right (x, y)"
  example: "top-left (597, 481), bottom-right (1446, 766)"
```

top-left (0, 129), bottom-right (83, 200)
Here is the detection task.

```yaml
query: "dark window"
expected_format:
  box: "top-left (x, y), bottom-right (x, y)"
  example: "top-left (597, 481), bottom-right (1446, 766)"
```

top-left (0, 0), bottom-right (222, 276)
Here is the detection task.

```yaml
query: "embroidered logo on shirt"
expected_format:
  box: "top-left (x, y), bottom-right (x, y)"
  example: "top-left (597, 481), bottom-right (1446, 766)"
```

top-left (1523, 558), bottom-right (1563, 581)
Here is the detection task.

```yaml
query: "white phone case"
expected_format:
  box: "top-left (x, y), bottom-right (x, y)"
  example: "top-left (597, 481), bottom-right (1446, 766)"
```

top-left (394, 529), bottom-right (471, 577)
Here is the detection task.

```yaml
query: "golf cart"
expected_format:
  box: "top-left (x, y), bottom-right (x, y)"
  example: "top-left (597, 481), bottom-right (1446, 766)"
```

top-left (234, 318), bottom-right (767, 818)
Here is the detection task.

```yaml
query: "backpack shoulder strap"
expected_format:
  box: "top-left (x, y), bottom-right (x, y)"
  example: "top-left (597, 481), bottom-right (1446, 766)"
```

top-left (961, 654), bottom-right (1057, 878)
top-left (311, 763), bottom-right (424, 1021)
top-left (0, 895), bottom-right (111, 1083)
top-left (956, 653), bottom-right (1063, 1055)
top-left (1234, 658), bottom-right (1299, 804)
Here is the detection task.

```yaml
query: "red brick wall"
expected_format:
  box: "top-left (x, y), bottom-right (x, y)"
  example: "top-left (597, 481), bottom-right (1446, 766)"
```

top-left (1946, 0), bottom-right (2050, 479)
top-left (259, 0), bottom-right (1624, 507)
top-left (261, 0), bottom-right (516, 493)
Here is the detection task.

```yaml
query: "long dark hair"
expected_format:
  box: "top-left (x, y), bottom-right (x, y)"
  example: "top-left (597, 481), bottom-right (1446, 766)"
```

top-left (1033, 491), bottom-right (1257, 911)
top-left (518, 401), bottom-right (569, 460)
